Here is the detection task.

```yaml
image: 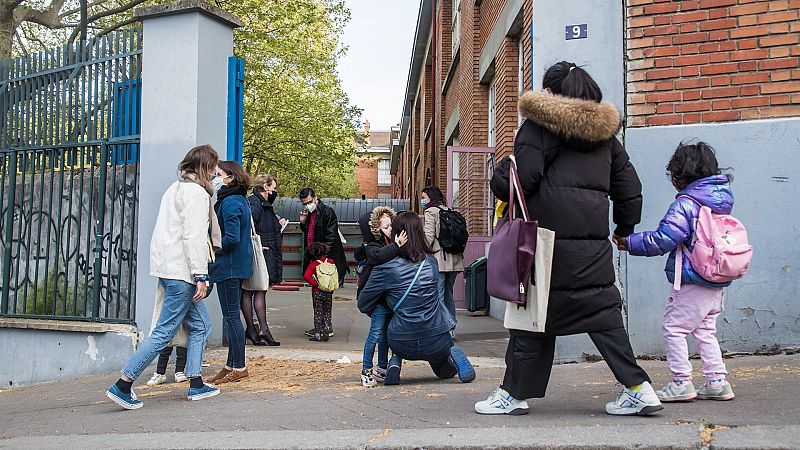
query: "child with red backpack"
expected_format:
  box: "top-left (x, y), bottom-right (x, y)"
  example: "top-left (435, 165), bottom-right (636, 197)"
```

top-left (304, 242), bottom-right (338, 342)
top-left (616, 142), bottom-right (751, 403)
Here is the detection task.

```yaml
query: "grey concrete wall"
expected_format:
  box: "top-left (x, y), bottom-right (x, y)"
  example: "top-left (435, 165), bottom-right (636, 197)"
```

top-left (0, 326), bottom-right (137, 387)
top-left (137, 12), bottom-right (235, 346)
top-left (532, 0), bottom-right (624, 110)
top-left (625, 118), bottom-right (800, 355)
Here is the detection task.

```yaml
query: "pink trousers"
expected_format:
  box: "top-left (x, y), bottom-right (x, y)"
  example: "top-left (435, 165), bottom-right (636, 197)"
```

top-left (663, 284), bottom-right (727, 381)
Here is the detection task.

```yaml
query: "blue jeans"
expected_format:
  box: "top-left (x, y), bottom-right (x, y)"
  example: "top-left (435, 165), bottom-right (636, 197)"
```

top-left (121, 279), bottom-right (210, 380)
top-left (218, 278), bottom-right (246, 369)
top-left (438, 272), bottom-right (458, 325)
top-left (388, 332), bottom-right (458, 379)
top-left (362, 304), bottom-right (391, 371)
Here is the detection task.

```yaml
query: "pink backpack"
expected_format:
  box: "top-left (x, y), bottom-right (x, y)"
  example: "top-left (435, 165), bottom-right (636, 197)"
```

top-left (674, 195), bottom-right (752, 290)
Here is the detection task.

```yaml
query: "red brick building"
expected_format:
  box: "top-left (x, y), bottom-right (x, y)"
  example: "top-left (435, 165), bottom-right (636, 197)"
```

top-left (391, 0), bottom-right (799, 326)
top-left (354, 120), bottom-right (393, 199)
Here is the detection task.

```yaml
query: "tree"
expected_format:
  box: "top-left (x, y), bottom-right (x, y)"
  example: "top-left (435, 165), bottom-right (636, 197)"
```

top-left (2, 0), bottom-right (363, 198)
top-left (226, 0), bottom-right (362, 198)
top-left (0, 0), bottom-right (150, 59)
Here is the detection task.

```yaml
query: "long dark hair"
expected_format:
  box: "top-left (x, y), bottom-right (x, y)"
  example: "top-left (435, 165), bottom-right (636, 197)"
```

top-left (391, 212), bottom-right (432, 263)
top-left (217, 160), bottom-right (252, 191)
top-left (542, 61), bottom-right (602, 102)
top-left (667, 141), bottom-right (732, 190)
top-left (422, 185), bottom-right (445, 208)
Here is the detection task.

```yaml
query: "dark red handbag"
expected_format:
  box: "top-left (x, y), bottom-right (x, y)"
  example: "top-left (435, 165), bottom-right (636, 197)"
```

top-left (487, 156), bottom-right (538, 305)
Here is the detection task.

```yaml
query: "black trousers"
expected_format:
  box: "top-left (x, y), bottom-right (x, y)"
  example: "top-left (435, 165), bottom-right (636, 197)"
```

top-left (156, 346), bottom-right (187, 374)
top-left (501, 327), bottom-right (651, 400)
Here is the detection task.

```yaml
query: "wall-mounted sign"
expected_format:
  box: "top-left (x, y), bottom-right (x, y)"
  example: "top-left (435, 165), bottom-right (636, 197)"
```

top-left (565, 24), bottom-right (588, 40)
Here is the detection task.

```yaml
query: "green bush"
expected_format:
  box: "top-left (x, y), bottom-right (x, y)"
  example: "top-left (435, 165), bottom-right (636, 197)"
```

top-left (20, 271), bottom-right (89, 317)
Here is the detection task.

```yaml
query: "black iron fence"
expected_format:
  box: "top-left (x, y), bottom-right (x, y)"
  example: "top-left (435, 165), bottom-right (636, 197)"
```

top-left (0, 30), bottom-right (141, 323)
top-left (0, 141), bottom-right (138, 323)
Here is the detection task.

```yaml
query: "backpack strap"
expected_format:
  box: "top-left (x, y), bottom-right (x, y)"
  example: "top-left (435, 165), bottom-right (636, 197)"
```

top-left (392, 259), bottom-right (427, 312)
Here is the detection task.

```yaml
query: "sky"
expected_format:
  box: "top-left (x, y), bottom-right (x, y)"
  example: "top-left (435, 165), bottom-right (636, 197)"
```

top-left (339, 0), bottom-right (421, 132)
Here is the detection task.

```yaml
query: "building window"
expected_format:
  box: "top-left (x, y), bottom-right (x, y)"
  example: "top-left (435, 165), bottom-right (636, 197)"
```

top-left (452, 0), bottom-right (461, 55)
top-left (488, 79), bottom-right (496, 147)
top-left (378, 159), bottom-right (391, 185)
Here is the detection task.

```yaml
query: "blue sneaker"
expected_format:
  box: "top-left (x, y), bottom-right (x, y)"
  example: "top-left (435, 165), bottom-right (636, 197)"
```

top-left (449, 345), bottom-right (476, 383)
top-left (187, 383), bottom-right (220, 401)
top-left (106, 384), bottom-right (143, 410)
top-left (384, 355), bottom-right (402, 386)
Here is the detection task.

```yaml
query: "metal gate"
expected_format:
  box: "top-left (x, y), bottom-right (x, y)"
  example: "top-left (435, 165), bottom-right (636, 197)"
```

top-left (0, 30), bottom-right (142, 323)
top-left (446, 146), bottom-right (496, 309)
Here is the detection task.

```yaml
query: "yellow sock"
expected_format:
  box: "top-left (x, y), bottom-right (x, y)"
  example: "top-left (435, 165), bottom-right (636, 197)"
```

top-left (629, 383), bottom-right (643, 391)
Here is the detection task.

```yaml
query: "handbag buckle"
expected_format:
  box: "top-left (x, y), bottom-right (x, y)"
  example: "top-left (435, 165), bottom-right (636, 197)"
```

top-left (519, 282), bottom-right (525, 294)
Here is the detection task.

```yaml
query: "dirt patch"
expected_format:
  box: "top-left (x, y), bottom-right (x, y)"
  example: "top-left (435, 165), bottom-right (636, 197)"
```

top-left (730, 364), bottom-right (800, 381)
top-left (207, 357), bottom-right (357, 394)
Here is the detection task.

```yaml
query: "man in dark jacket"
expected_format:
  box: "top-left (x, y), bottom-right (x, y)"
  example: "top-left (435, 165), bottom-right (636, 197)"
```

top-left (298, 188), bottom-right (349, 286)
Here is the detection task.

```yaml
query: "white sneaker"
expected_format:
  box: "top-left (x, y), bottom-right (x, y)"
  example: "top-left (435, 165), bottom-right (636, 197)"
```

top-left (146, 373), bottom-right (166, 386)
top-left (361, 369), bottom-right (377, 388)
top-left (474, 387), bottom-right (530, 415)
top-left (605, 381), bottom-right (664, 416)
top-left (656, 380), bottom-right (697, 402)
top-left (174, 372), bottom-right (188, 383)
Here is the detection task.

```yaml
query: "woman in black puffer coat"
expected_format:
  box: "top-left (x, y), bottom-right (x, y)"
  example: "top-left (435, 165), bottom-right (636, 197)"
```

top-left (475, 62), bottom-right (662, 417)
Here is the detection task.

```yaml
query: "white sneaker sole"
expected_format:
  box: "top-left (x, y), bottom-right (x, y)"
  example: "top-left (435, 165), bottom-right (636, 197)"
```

top-left (657, 392), bottom-right (697, 402)
top-left (606, 404), bottom-right (664, 416)
top-left (474, 405), bottom-right (530, 415)
top-left (697, 393), bottom-right (735, 401)
top-left (187, 389), bottom-right (221, 401)
top-left (106, 390), bottom-right (143, 410)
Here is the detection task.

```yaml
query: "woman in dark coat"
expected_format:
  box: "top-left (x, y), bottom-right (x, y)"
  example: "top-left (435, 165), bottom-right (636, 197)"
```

top-left (474, 62), bottom-right (663, 417)
top-left (240, 174), bottom-right (284, 346)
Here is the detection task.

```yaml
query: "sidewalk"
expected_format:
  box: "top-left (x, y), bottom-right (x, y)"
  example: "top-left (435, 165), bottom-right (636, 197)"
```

top-left (1, 286), bottom-right (798, 449)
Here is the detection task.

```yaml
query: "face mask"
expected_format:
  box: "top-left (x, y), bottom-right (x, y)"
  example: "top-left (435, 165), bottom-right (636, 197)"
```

top-left (421, 198), bottom-right (429, 209)
top-left (211, 177), bottom-right (226, 193)
top-left (267, 191), bottom-right (278, 203)
top-left (306, 202), bottom-right (317, 213)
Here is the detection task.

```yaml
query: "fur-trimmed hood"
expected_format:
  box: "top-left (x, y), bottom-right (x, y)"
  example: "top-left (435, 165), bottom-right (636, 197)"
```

top-left (369, 206), bottom-right (396, 240)
top-left (518, 90), bottom-right (621, 143)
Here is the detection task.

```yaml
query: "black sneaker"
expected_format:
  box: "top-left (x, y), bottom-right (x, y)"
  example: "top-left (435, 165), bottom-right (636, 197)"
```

top-left (385, 355), bottom-right (402, 386)
top-left (304, 328), bottom-right (317, 337)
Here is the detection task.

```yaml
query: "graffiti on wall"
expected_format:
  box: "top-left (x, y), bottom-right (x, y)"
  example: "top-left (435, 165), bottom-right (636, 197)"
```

top-left (0, 166), bottom-right (138, 321)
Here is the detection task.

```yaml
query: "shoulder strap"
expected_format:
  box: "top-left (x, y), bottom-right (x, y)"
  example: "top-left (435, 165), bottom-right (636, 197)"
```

top-left (392, 259), bottom-right (427, 312)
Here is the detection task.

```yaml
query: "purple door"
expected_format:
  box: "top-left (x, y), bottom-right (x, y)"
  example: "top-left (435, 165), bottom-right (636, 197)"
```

top-left (446, 146), bottom-right (496, 309)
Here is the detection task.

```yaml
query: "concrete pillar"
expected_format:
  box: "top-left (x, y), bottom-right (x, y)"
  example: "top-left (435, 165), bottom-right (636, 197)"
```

top-left (134, 1), bottom-right (241, 345)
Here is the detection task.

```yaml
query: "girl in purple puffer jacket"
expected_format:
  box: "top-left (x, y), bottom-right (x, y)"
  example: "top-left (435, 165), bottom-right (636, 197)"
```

top-left (616, 142), bottom-right (735, 403)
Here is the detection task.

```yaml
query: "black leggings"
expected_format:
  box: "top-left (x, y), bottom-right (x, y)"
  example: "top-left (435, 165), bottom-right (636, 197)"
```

top-left (156, 346), bottom-right (187, 374)
top-left (501, 327), bottom-right (651, 400)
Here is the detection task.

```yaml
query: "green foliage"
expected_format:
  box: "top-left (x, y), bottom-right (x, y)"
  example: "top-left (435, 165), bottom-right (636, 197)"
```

top-left (21, 271), bottom-right (88, 317)
top-left (5, 0), bottom-right (364, 199)
top-left (223, 0), bottom-right (364, 198)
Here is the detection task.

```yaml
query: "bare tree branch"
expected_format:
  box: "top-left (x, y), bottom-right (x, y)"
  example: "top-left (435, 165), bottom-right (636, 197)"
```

top-left (59, 0), bottom-right (110, 18)
top-left (12, 0), bottom-right (70, 29)
top-left (97, 16), bottom-right (136, 37)
top-left (68, 0), bottom-right (147, 42)
top-left (13, 27), bottom-right (27, 54)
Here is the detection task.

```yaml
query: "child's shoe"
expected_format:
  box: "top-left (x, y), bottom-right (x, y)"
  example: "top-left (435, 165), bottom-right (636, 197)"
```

top-left (656, 380), bottom-right (697, 402)
top-left (605, 381), bottom-right (664, 416)
top-left (697, 379), bottom-right (735, 401)
top-left (304, 328), bottom-right (317, 337)
top-left (145, 372), bottom-right (166, 386)
top-left (187, 383), bottom-right (220, 401)
top-left (361, 369), bottom-right (377, 387)
top-left (174, 372), bottom-right (188, 383)
top-left (309, 331), bottom-right (329, 342)
top-left (474, 387), bottom-right (529, 415)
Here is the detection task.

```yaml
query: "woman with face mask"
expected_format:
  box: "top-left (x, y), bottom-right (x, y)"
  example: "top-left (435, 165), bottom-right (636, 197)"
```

top-left (241, 174), bottom-right (285, 346)
top-left (206, 161), bottom-right (255, 384)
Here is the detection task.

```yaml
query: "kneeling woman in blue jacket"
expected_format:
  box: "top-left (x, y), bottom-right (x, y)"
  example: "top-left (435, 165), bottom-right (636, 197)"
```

top-left (358, 212), bottom-right (476, 385)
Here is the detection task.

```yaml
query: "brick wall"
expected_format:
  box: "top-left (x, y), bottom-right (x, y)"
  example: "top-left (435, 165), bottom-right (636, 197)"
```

top-left (627, 0), bottom-right (800, 127)
top-left (355, 160), bottom-right (378, 198)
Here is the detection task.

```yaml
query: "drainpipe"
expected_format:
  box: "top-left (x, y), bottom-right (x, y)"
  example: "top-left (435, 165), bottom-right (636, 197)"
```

top-left (431, 0), bottom-right (437, 186)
